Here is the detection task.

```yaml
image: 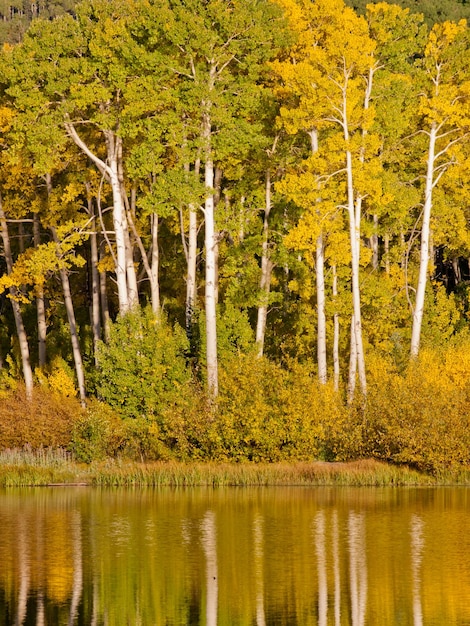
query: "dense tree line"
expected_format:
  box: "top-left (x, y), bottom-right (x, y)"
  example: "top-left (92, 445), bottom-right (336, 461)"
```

top-left (346, 0), bottom-right (470, 25)
top-left (0, 0), bottom-right (469, 467)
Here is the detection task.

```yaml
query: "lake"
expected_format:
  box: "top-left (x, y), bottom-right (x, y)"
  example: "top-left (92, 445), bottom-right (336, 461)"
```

top-left (0, 486), bottom-right (468, 625)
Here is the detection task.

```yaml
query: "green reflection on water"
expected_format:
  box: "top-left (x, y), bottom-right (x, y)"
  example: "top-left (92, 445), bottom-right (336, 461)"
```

top-left (0, 486), bottom-right (468, 625)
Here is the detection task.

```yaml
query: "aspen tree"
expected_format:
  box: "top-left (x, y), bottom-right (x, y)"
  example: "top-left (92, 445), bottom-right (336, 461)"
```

top-left (273, 0), bottom-right (377, 397)
top-left (156, 0), bottom-right (287, 399)
top-left (0, 195), bottom-right (34, 398)
top-left (410, 20), bottom-right (470, 357)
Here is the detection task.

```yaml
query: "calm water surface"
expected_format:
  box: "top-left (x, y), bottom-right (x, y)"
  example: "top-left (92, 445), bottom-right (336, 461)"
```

top-left (0, 486), bottom-right (468, 625)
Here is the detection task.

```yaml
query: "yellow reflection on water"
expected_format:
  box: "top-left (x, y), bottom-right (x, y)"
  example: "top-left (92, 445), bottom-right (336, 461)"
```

top-left (0, 486), bottom-right (468, 625)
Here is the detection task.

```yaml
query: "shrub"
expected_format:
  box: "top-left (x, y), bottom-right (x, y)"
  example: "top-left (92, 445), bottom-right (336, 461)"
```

top-left (350, 347), bottom-right (470, 473)
top-left (0, 384), bottom-right (80, 450)
top-left (70, 400), bottom-right (126, 463)
top-left (211, 355), bottom-right (336, 461)
top-left (95, 307), bottom-right (192, 421)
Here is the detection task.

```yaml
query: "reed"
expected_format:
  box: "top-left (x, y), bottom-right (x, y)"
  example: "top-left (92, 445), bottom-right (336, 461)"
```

top-left (93, 458), bottom-right (470, 487)
top-left (0, 453), bottom-right (468, 487)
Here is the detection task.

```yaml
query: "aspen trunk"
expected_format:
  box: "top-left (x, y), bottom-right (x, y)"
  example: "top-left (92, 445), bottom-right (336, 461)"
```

top-left (213, 167), bottom-right (222, 305)
top-left (316, 232), bottom-right (327, 384)
top-left (184, 159), bottom-right (200, 335)
top-left (384, 234), bottom-right (390, 275)
top-left (150, 213), bottom-right (160, 316)
top-left (332, 264), bottom-right (340, 392)
top-left (125, 189), bottom-right (159, 315)
top-left (346, 148), bottom-right (367, 399)
top-left (33, 213), bottom-right (47, 368)
top-left (99, 248), bottom-right (111, 343)
top-left (89, 215), bottom-right (101, 359)
top-left (203, 66), bottom-right (219, 400)
top-left (0, 196), bottom-right (34, 399)
top-left (65, 122), bottom-right (133, 315)
top-left (309, 127), bottom-right (328, 384)
top-left (255, 169), bottom-right (274, 358)
top-left (117, 140), bottom-right (139, 309)
top-left (204, 151), bottom-right (218, 399)
top-left (186, 202), bottom-right (198, 332)
top-left (347, 315), bottom-right (357, 401)
top-left (122, 205), bottom-right (139, 309)
top-left (370, 214), bottom-right (379, 270)
top-left (346, 67), bottom-right (374, 398)
top-left (411, 123), bottom-right (437, 358)
top-left (51, 227), bottom-right (86, 405)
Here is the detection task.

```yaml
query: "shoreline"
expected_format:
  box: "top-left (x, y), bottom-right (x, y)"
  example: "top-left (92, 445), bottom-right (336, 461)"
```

top-left (0, 459), bottom-right (469, 488)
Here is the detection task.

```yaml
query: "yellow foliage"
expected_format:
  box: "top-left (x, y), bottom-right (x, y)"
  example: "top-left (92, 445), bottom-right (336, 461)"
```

top-left (97, 249), bottom-right (116, 273)
top-left (0, 106), bottom-right (14, 133)
top-left (35, 357), bottom-right (77, 398)
top-left (425, 19), bottom-right (467, 57)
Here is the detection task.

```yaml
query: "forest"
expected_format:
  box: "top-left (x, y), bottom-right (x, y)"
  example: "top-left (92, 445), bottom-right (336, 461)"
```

top-left (0, 0), bottom-right (469, 473)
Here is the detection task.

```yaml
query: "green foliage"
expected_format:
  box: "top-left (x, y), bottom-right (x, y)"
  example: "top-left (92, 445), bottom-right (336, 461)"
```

top-left (96, 307), bottom-right (191, 421)
top-left (347, 0), bottom-right (470, 26)
top-left (70, 399), bottom-right (125, 463)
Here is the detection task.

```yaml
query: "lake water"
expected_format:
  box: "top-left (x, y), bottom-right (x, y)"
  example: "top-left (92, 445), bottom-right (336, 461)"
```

top-left (0, 486), bottom-right (468, 625)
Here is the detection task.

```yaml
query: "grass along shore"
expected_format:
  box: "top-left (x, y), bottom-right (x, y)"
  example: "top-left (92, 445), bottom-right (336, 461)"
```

top-left (0, 449), bottom-right (469, 487)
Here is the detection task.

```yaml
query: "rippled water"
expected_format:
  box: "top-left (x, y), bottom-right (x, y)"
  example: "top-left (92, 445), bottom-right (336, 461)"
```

top-left (0, 486), bottom-right (468, 625)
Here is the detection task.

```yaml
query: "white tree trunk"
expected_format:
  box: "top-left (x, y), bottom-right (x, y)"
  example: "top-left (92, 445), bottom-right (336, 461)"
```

top-left (186, 203), bottom-right (198, 331)
top-left (184, 159), bottom-right (199, 334)
top-left (371, 214), bottom-right (379, 270)
top-left (309, 127), bottom-right (328, 384)
top-left (88, 213), bottom-right (101, 359)
top-left (256, 169), bottom-right (274, 358)
top-left (122, 204), bottom-right (139, 308)
top-left (347, 315), bottom-right (357, 402)
top-left (99, 247), bottom-right (111, 343)
top-left (332, 264), bottom-right (340, 392)
top-left (411, 123), bottom-right (437, 358)
top-left (346, 148), bottom-right (367, 398)
top-left (204, 152), bottom-right (219, 399)
top-left (33, 213), bottom-right (47, 368)
top-left (384, 233), bottom-right (390, 275)
top-left (125, 189), bottom-right (159, 315)
top-left (51, 227), bottom-right (86, 405)
top-left (65, 121), bottom-right (132, 315)
top-left (150, 213), bottom-right (160, 316)
top-left (0, 197), bottom-right (34, 399)
top-left (203, 67), bottom-right (219, 400)
top-left (316, 232), bottom-right (327, 384)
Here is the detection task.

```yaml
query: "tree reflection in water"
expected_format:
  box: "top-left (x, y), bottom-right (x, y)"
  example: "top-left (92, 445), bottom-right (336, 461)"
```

top-left (0, 487), bottom-right (468, 625)
top-left (201, 510), bottom-right (218, 626)
top-left (348, 512), bottom-right (367, 626)
top-left (410, 514), bottom-right (424, 626)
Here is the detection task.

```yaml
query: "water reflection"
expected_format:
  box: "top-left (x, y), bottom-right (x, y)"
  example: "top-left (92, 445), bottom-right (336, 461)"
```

top-left (201, 511), bottom-right (218, 626)
top-left (314, 511), bottom-right (327, 626)
top-left (410, 515), bottom-right (424, 626)
top-left (348, 512), bottom-right (367, 626)
top-left (0, 487), bottom-right (468, 625)
top-left (253, 515), bottom-right (265, 626)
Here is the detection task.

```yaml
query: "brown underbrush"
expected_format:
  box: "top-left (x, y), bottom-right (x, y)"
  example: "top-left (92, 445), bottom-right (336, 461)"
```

top-left (0, 384), bottom-right (80, 449)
